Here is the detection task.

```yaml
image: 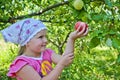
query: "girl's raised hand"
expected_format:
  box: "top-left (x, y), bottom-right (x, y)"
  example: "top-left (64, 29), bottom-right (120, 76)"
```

top-left (69, 25), bottom-right (88, 41)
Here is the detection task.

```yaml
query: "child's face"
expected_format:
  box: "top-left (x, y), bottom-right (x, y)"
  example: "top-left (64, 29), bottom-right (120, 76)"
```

top-left (26, 29), bottom-right (48, 54)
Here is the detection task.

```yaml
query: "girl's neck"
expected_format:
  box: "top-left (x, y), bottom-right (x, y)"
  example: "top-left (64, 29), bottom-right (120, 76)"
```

top-left (23, 52), bottom-right (41, 58)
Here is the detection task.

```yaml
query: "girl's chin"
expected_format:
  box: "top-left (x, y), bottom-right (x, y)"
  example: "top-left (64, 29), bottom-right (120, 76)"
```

top-left (40, 48), bottom-right (46, 52)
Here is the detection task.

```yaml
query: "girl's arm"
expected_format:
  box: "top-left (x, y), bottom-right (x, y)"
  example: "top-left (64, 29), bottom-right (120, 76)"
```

top-left (16, 53), bottom-right (73, 80)
top-left (16, 64), bottom-right (64, 80)
top-left (51, 26), bottom-right (88, 64)
top-left (63, 25), bottom-right (88, 55)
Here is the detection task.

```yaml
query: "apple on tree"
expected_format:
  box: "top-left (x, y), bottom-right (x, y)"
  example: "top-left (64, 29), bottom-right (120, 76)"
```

top-left (73, 0), bottom-right (84, 10)
top-left (74, 21), bottom-right (88, 35)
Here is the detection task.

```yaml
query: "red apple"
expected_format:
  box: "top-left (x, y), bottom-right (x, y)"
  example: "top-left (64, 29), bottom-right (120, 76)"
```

top-left (74, 21), bottom-right (88, 34)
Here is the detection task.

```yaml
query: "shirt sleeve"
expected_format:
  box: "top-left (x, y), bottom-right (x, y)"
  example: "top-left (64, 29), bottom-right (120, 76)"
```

top-left (43, 48), bottom-right (55, 62)
top-left (7, 58), bottom-right (28, 78)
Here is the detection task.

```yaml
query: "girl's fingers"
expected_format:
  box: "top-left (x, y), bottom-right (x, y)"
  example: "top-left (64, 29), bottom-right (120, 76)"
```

top-left (83, 28), bottom-right (89, 36)
top-left (77, 25), bottom-right (86, 35)
top-left (68, 53), bottom-right (74, 59)
top-left (77, 28), bottom-right (85, 36)
top-left (62, 53), bottom-right (74, 57)
top-left (69, 53), bottom-right (74, 57)
top-left (76, 25), bottom-right (81, 32)
top-left (70, 56), bottom-right (74, 59)
top-left (65, 53), bottom-right (74, 56)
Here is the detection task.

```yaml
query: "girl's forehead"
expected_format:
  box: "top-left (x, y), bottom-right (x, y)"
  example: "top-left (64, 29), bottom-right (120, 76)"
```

top-left (36, 29), bottom-right (47, 36)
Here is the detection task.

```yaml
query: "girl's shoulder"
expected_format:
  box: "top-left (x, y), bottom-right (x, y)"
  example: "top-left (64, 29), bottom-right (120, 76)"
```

top-left (7, 56), bottom-right (29, 77)
top-left (7, 55), bottom-right (41, 77)
top-left (12, 55), bottom-right (33, 64)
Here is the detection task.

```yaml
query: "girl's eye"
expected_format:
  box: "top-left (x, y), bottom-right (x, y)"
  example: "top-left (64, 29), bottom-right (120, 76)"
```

top-left (38, 36), bottom-right (43, 38)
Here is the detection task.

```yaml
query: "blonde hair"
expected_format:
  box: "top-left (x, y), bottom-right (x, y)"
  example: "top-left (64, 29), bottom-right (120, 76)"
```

top-left (18, 46), bottom-right (26, 56)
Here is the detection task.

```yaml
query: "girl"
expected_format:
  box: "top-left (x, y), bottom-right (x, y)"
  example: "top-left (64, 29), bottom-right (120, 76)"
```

top-left (1, 18), bottom-right (88, 80)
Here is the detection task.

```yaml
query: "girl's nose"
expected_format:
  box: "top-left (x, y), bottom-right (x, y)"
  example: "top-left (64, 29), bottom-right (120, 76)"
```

top-left (43, 37), bottom-right (48, 43)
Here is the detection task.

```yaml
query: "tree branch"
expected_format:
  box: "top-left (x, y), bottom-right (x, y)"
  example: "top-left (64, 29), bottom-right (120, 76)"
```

top-left (48, 38), bottom-right (59, 48)
top-left (12, 1), bottom-right (69, 20)
top-left (0, 1), bottom-right (69, 23)
top-left (60, 31), bottom-right (71, 48)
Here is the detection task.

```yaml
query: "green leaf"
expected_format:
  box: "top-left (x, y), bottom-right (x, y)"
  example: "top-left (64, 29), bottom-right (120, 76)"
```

top-left (116, 54), bottom-right (120, 64)
top-left (109, 30), bottom-right (116, 35)
top-left (84, 0), bottom-right (90, 3)
top-left (106, 38), bottom-right (112, 47)
top-left (112, 38), bottom-right (120, 49)
top-left (117, 33), bottom-right (120, 39)
top-left (78, 10), bottom-right (88, 21)
top-left (91, 14), bottom-right (103, 21)
top-left (105, 0), bottom-right (113, 8)
top-left (89, 36), bottom-right (100, 48)
top-left (91, 30), bottom-right (103, 37)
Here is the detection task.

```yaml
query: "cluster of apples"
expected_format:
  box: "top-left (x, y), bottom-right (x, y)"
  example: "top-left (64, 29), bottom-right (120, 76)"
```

top-left (74, 21), bottom-right (88, 35)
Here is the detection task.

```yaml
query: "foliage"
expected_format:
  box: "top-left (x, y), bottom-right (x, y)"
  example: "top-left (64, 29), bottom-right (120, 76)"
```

top-left (0, 37), bottom-right (17, 80)
top-left (0, 0), bottom-right (120, 79)
top-left (60, 48), bottom-right (120, 80)
top-left (0, 0), bottom-right (120, 50)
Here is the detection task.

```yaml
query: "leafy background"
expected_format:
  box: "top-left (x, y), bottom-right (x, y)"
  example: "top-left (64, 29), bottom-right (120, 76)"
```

top-left (0, 0), bottom-right (120, 80)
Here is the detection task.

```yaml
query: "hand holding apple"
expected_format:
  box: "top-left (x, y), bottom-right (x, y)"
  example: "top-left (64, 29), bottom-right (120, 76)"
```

top-left (74, 21), bottom-right (88, 36)
top-left (67, 21), bottom-right (88, 40)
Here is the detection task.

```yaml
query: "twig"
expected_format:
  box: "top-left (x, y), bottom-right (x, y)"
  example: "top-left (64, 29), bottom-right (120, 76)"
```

top-left (60, 31), bottom-right (71, 48)
top-left (48, 38), bottom-right (59, 47)
top-left (0, 1), bottom-right (69, 23)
